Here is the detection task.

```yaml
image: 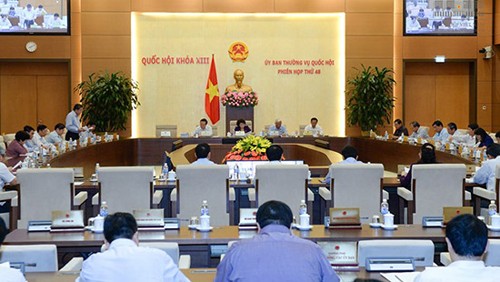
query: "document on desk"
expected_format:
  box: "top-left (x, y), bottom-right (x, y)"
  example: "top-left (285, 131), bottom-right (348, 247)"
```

top-left (74, 181), bottom-right (84, 186)
top-left (381, 272), bottom-right (421, 282)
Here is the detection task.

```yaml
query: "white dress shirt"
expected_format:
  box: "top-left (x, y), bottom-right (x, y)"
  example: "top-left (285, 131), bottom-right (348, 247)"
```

top-left (473, 156), bottom-right (500, 191)
top-left (433, 129), bottom-right (450, 143)
top-left (0, 262), bottom-right (26, 282)
top-left (193, 125), bottom-right (212, 136)
top-left (191, 158), bottom-right (215, 165)
top-left (46, 131), bottom-right (63, 145)
top-left (323, 157), bottom-right (363, 184)
top-left (32, 132), bottom-right (49, 147)
top-left (410, 127), bottom-right (429, 139)
top-left (0, 162), bottom-right (15, 189)
top-left (415, 260), bottom-right (500, 282)
top-left (78, 238), bottom-right (189, 282)
top-left (65, 111), bottom-right (81, 134)
top-left (304, 124), bottom-right (323, 136)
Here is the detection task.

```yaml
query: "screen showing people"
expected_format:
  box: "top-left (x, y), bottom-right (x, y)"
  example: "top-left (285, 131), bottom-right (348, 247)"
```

top-left (0, 1), bottom-right (68, 34)
top-left (404, 0), bottom-right (476, 35)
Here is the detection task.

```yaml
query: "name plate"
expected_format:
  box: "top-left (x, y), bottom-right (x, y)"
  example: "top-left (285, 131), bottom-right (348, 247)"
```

top-left (366, 257), bottom-right (415, 272)
top-left (443, 206), bottom-right (473, 225)
top-left (318, 241), bottom-right (358, 266)
top-left (160, 131), bottom-right (171, 137)
top-left (329, 208), bottom-right (361, 227)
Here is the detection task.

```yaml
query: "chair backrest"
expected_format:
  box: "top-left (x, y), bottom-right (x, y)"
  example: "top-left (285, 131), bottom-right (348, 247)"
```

top-left (254, 164), bottom-right (309, 219)
top-left (411, 164), bottom-right (466, 223)
top-left (330, 164), bottom-right (384, 223)
top-left (0, 135), bottom-right (5, 153)
top-left (3, 133), bottom-right (15, 146)
top-left (229, 120), bottom-right (252, 134)
top-left (98, 166), bottom-right (154, 214)
top-left (176, 165), bottom-right (229, 227)
top-left (17, 168), bottom-right (74, 228)
top-left (155, 125), bottom-right (177, 138)
top-left (299, 125), bottom-right (306, 135)
top-left (139, 242), bottom-right (180, 266)
top-left (0, 244), bottom-right (58, 272)
top-left (8, 16), bottom-right (19, 27)
top-left (212, 125), bottom-right (218, 136)
top-left (358, 240), bottom-right (434, 267)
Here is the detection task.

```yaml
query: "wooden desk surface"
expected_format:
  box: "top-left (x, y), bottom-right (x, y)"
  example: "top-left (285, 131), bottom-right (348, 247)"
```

top-left (23, 268), bottom-right (411, 282)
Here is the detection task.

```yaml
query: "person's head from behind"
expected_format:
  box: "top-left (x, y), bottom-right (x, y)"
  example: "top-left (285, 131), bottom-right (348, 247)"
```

top-left (432, 120), bottom-right (444, 133)
top-left (474, 128), bottom-right (488, 142)
top-left (37, 124), bottom-right (48, 137)
top-left (256, 200), bottom-right (293, 230)
top-left (419, 143), bottom-right (436, 163)
top-left (266, 145), bottom-right (283, 161)
top-left (195, 143), bottom-right (210, 159)
top-left (446, 214), bottom-right (487, 261)
top-left (447, 122), bottom-right (457, 135)
top-left (15, 130), bottom-right (30, 144)
top-left (104, 212), bottom-right (138, 246)
top-left (199, 118), bottom-right (208, 129)
top-left (467, 123), bottom-right (479, 136)
top-left (410, 121), bottom-right (420, 133)
top-left (54, 13), bottom-right (59, 19)
top-left (341, 145), bottom-right (358, 160)
top-left (237, 118), bottom-right (246, 128)
top-left (486, 144), bottom-right (500, 159)
top-left (310, 117), bottom-right (318, 128)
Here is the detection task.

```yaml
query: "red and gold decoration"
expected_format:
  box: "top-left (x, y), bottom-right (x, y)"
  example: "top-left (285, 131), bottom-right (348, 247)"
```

top-left (204, 54), bottom-right (220, 124)
top-left (228, 41), bottom-right (249, 62)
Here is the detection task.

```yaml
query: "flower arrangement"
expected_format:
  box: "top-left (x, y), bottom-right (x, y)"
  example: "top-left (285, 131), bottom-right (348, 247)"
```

top-left (222, 135), bottom-right (271, 162)
top-left (221, 90), bottom-right (258, 108)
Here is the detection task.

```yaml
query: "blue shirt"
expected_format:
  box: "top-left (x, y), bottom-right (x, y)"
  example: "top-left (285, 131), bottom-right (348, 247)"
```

top-left (433, 129), bottom-right (450, 143)
top-left (479, 135), bottom-right (494, 148)
top-left (65, 110), bottom-right (81, 134)
top-left (323, 157), bottom-right (363, 184)
top-left (268, 124), bottom-right (287, 136)
top-left (215, 224), bottom-right (339, 282)
top-left (473, 156), bottom-right (500, 191)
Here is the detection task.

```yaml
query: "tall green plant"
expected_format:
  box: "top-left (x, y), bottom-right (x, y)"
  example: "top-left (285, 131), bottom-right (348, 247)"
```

top-left (345, 65), bottom-right (395, 132)
top-left (75, 72), bottom-right (140, 132)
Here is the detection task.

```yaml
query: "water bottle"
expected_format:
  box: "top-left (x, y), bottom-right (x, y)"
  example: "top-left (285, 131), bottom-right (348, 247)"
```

top-left (201, 200), bottom-right (209, 216)
top-left (384, 131), bottom-right (389, 141)
top-left (162, 163), bottom-right (169, 178)
top-left (234, 164), bottom-right (239, 180)
top-left (99, 201), bottom-right (109, 217)
top-left (381, 199), bottom-right (389, 215)
top-left (489, 201), bottom-right (497, 216)
top-left (95, 163), bottom-right (100, 180)
top-left (299, 200), bottom-right (307, 215)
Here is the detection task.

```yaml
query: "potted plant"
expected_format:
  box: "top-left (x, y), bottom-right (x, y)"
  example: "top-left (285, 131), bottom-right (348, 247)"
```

top-left (345, 65), bottom-right (395, 135)
top-left (75, 71), bottom-right (140, 132)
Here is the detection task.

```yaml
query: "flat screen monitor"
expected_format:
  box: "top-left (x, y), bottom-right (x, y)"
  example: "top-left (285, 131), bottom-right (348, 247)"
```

top-left (0, 0), bottom-right (70, 35)
top-left (404, 0), bottom-right (476, 36)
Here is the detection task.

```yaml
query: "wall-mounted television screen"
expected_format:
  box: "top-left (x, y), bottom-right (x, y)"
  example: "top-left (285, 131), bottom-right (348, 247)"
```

top-left (0, 0), bottom-right (69, 35)
top-left (404, 0), bottom-right (476, 36)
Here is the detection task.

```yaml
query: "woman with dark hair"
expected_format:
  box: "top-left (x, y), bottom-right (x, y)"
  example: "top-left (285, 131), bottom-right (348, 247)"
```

top-left (234, 119), bottom-right (251, 133)
top-left (400, 143), bottom-right (437, 189)
top-left (474, 128), bottom-right (494, 149)
top-left (6, 131), bottom-right (30, 167)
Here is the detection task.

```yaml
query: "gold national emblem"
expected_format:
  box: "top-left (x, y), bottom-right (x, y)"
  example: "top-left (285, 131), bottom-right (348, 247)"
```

top-left (228, 42), bottom-right (249, 62)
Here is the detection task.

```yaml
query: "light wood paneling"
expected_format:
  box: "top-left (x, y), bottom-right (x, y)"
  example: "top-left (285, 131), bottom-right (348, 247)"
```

top-left (0, 37), bottom-right (70, 59)
top-left (274, 0), bottom-right (345, 13)
top-left (477, 13), bottom-right (493, 36)
top-left (81, 36), bottom-right (131, 58)
top-left (345, 0), bottom-right (392, 13)
top-left (81, 0), bottom-right (131, 12)
top-left (493, 82), bottom-right (500, 103)
top-left (131, 0), bottom-right (203, 12)
top-left (346, 36), bottom-right (393, 58)
top-left (81, 13), bottom-right (130, 35)
top-left (81, 59), bottom-right (131, 78)
top-left (402, 37), bottom-right (477, 59)
top-left (1, 76), bottom-right (37, 133)
top-left (477, 82), bottom-right (492, 104)
top-left (37, 76), bottom-right (70, 127)
top-left (203, 0), bottom-right (274, 13)
top-left (346, 13), bottom-right (393, 36)
top-left (404, 75), bottom-right (436, 126)
top-left (435, 75), bottom-right (469, 127)
top-left (0, 62), bottom-right (68, 75)
top-left (477, 103), bottom-right (491, 128)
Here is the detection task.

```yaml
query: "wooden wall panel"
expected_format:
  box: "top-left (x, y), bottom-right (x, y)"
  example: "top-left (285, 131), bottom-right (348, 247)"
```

top-left (435, 75), bottom-right (469, 127)
top-left (131, 0), bottom-right (202, 12)
top-left (402, 37), bottom-right (477, 59)
top-left (81, 0), bottom-right (131, 12)
top-left (203, 0), bottom-right (274, 13)
top-left (346, 13), bottom-right (393, 36)
top-left (404, 75), bottom-right (436, 126)
top-left (37, 76), bottom-right (70, 127)
top-left (0, 37), bottom-right (70, 59)
top-left (477, 82), bottom-right (492, 104)
top-left (0, 76), bottom-right (37, 133)
top-left (81, 13), bottom-right (130, 35)
top-left (274, 0), bottom-right (345, 13)
top-left (345, 0), bottom-right (392, 13)
top-left (81, 36), bottom-right (131, 58)
top-left (81, 59), bottom-right (131, 78)
top-left (346, 36), bottom-right (393, 58)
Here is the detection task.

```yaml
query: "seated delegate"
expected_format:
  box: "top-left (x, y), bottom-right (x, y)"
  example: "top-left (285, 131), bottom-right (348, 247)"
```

top-left (234, 119), bottom-right (251, 134)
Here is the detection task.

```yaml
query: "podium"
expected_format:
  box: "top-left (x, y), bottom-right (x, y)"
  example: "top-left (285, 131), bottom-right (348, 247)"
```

top-left (225, 106), bottom-right (254, 134)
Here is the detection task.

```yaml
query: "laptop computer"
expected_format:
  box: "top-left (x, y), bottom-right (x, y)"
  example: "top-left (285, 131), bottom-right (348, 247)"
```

top-left (133, 209), bottom-right (165, 231)
top-left (50, 210), bottom-right (85, 232)
top-left (238, 208), bottom-right (258, 230)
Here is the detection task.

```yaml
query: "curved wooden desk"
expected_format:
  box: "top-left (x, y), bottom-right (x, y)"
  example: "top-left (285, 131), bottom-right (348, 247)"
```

top-left (49, 137), bottom-right (472, 178)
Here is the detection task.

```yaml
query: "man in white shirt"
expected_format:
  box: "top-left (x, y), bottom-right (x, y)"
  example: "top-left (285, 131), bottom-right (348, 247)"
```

top-left (304, 117), bottom-right (323, 136)
top-left (21, 4), bottom-right (36, 29)
top-left (66, 104), bottom-right (85, 141)
top-left (32, 124), bottom-right (50, 149)
top-left (46, 123), bottom-right (65, 146)
top-left (0, 218), bottom-right (25, 282)
top-left (409, 121), bottom-right (430, 139)
top-left (79, 212), bottom-right (189, 282)
top-left (0, 148), bottom-right (16, 189)
top-left (432, 120), bottom-right (449, 143)
top-left (415, 214), bottom-right (500, 282)
top-left (323, 145), bottom-right (363, 184)
top-left (193, 118), bottom-right (212, 137)
top-left (268, 119), bottom-right (287, 136)
top-left (473, 144), bottom-right (500, 191)
top-left (191, 143), bottom-right (215, 165)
